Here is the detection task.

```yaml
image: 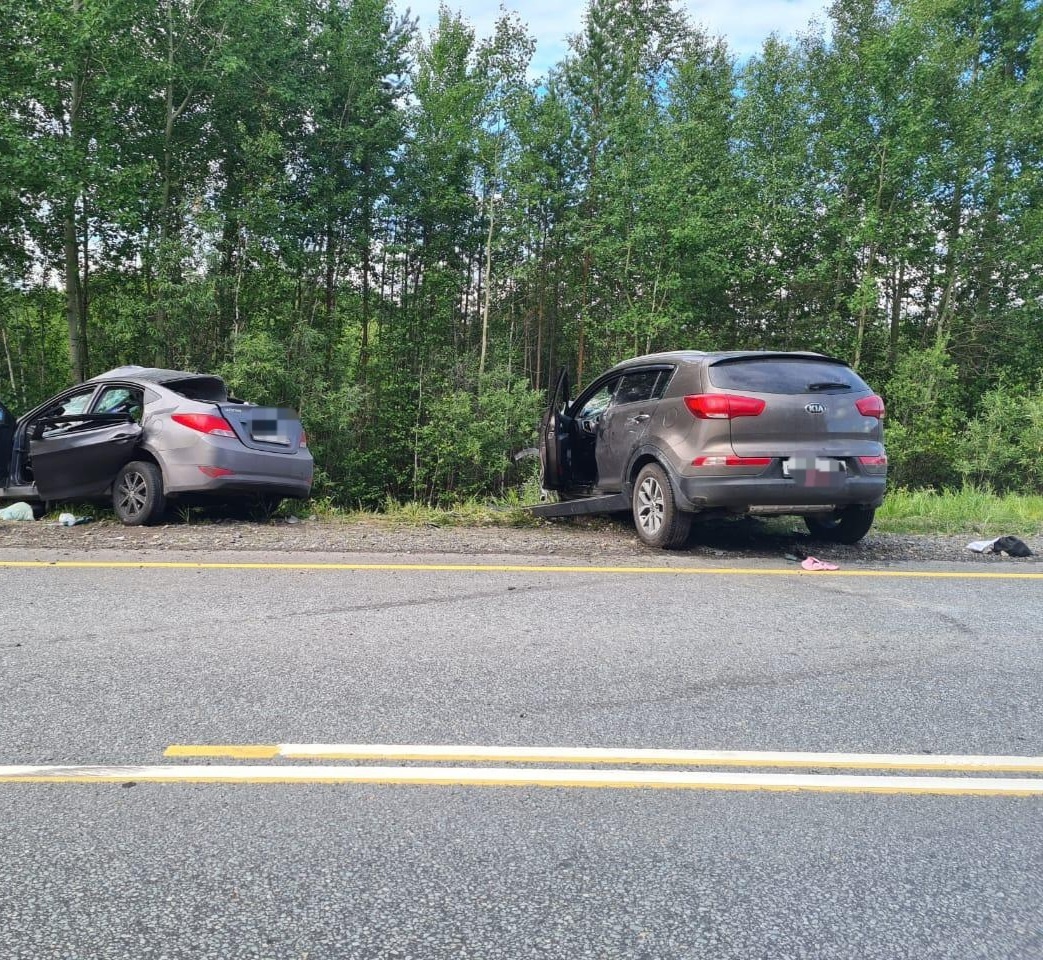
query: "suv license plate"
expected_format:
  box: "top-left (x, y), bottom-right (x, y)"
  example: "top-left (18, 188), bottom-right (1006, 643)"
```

top-left (783, 457), bottom-right (847, 485)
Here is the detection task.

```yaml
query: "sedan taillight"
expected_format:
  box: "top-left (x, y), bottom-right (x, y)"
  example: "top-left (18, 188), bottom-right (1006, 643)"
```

top-left (171, 413), bottom-right (237, 438)
top-left (684, 394), bottom-right (766, 419)
top-left (857, 454), bottom-right (888, 467)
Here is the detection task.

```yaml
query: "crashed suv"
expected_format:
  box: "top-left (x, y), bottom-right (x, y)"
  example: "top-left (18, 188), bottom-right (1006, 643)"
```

top-left (0, 366), bottom-right (313, 525)
top-left (538, 351), bottom-right (887, 548)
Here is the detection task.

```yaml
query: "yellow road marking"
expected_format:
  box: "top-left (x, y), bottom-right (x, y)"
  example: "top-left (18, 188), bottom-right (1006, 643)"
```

top-left (0, 560), bottom-right (1039, 579)
top-left (2, 764), bottom-right (1042, 796)
top-left (164, 743), bottom-right (1043, 774)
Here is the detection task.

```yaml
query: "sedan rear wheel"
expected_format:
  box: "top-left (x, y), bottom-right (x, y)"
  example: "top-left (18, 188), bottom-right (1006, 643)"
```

top-left (804, 506), bottom-right (875, 544)
top-left (632, 462), bottom-right (691, 549)
top-left (113, 460), bottom-right (166, 526)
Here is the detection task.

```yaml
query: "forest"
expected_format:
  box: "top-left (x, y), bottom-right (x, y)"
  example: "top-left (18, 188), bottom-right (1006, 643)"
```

top-left (1, 0), bottom-right (1041, 505)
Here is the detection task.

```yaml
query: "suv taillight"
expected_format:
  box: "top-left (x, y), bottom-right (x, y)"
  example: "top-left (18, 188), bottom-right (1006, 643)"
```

top-left (684, 394), bottom-right (766, 419)
top-left (855, 395), bottom-right (886, 419)
top-left (171, 413), bottom-right (237, 438)
top-left (692, 456), bottom-right (772, 467)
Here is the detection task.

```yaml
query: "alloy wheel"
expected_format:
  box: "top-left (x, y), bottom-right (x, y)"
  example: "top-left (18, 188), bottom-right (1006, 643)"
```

top-left (636, 475), bottom-right (664, 535)
top-left (116, 470), bottom-right (149, 519)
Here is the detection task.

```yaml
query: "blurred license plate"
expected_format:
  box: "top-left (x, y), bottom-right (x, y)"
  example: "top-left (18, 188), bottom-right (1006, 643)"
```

top-left (783, 457), bottom-right (846, 486)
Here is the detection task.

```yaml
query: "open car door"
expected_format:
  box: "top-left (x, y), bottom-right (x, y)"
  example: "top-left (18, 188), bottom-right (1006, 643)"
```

top-left (539, 367), bottom-right (573, 492)
top-left (0, 401), bottom-right (14, 488)
top-left (29, 415), bottom-right (142, 501)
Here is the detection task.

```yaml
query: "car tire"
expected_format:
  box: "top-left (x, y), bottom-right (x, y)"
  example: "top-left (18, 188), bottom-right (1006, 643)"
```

top-left (113, 460), bottom-right (166, 526)
top-left (804, 506), bottom-right (875, 544)
top-left (632, 462), bottom-right (691, 549)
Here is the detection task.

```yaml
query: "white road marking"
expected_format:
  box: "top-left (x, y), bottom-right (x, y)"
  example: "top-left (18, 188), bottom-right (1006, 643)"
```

top-left (1, 764), bottom-right (1043, 796)
top-left (165, 742), bottom-right (1043, 774)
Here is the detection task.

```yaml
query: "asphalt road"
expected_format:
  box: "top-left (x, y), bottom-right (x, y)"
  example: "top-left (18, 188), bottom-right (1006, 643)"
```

top-left (1, 549), bottom-right (1041, 959)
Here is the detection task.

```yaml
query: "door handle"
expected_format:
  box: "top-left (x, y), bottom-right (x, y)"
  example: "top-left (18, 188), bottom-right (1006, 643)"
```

top-left (627, 414), bottom-right (650, 424)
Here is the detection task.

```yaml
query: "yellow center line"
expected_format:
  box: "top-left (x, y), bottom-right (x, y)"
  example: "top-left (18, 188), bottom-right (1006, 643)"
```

top-left (0, 559), bottom-right (1039, 579)
top-left (164, 743), bottom-right (1043, 774)
top-left (2, 764), bottom-right (1043, 796)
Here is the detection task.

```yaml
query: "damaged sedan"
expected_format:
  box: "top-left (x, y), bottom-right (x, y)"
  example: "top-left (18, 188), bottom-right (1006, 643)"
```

top-left (0, 366), bottom-right (313, 525)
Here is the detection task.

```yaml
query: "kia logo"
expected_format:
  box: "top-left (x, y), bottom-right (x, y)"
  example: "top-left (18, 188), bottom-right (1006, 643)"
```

top-left (805, 402), bottom-right (826, 414)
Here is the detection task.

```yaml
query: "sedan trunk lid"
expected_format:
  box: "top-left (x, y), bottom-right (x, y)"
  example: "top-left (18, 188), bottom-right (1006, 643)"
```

top-left (217, 404), bottom-right (306, 454)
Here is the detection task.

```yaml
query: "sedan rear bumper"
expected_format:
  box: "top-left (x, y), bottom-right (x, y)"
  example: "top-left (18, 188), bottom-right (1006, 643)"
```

top-left (160, 445), bottom-right (314, 499)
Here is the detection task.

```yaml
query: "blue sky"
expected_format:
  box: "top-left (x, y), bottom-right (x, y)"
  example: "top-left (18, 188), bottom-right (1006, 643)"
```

top-left (404, 0), bottom-right (832, 73)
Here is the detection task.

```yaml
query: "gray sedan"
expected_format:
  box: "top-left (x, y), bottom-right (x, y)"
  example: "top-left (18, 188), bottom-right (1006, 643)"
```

top-left (0, 366), bottom-right (313, 524)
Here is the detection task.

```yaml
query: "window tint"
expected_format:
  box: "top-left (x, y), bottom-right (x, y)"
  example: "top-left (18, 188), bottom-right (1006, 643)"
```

top-left (613, 370), bottom-right (662, 406)
top-left (708, 358), bottom-right (869, 395)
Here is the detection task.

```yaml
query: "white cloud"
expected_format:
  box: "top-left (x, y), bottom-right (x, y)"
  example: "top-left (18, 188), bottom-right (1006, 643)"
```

top-left (401, 0), bottom-right (831, 74)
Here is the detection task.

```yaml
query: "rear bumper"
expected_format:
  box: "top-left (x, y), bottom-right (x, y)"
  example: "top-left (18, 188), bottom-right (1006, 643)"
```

top-left (159, 445), bottom-right (314, 499)
top-left (675, 474), bottom-right (886, 512)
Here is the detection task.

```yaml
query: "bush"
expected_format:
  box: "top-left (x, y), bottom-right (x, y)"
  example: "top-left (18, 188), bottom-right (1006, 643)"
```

top-left (958, 381), bottom-right (1043, 493)
top-left (412, 374), bottom-right (542, 504)
top-left (883, 344), bottom-right (961, 489)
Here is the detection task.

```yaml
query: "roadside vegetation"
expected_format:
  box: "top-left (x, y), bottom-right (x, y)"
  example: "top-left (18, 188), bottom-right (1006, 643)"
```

top-left (1, 0), bottom-right (1040, 510)
top-left (43, 484), bottom-right (1043, 540)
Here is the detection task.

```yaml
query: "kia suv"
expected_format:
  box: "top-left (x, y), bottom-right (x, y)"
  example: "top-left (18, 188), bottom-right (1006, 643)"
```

top-left (538, 351), bottom-right (887, 548)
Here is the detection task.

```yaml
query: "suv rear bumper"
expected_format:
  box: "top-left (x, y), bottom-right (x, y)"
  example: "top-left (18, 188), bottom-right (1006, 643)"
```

top-left (675, 474), bottom-right (886, 512)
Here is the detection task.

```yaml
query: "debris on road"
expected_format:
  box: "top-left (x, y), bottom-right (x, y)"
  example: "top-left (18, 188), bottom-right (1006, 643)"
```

top-left (801, 556), bottom-right (840, 571)
top-left (966, 536), bottom-right (1034, 557)
top-left (57, 512), bottom-right (94, 527)
top-left (0, 502), bottom-right (35, 521)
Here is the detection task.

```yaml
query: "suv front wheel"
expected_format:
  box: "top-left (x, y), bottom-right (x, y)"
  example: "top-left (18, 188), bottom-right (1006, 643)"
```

top-left (632, 462), bottom-right (692, 549)
top-left (804, 506), bottom-right (875, 544)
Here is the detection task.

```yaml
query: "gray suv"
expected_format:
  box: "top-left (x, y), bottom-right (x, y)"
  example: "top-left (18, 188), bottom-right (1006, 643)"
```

top-left (538, 351), bottom-right (887, 548)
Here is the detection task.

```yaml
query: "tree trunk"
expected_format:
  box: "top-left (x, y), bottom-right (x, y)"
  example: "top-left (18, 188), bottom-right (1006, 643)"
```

top-left (478, 192), bottom-right (495, 383)
top-left (64, 208), bottom-right (86, 383)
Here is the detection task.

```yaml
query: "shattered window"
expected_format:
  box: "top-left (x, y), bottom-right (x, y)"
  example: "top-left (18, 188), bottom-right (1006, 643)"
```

top-left (93, 386), bottom-right (144, 422)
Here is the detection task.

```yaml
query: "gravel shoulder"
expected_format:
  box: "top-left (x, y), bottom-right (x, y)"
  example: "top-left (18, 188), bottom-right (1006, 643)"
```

top-left (0, 514), bottom-right (1037, 565)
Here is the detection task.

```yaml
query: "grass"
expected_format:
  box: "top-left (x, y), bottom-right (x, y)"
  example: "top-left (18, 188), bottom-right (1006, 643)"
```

top-left (875, 486), bottom-right (1043, 535)
top-left (28, 485), bottom-right (1043, 537)
top-left (294, 494), bottom-right (543, 528)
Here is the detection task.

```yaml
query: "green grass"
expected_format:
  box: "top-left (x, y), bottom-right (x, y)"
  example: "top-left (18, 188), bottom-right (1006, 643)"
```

top-left (286, 494), bottom-right (542, 528)
top-left (29, 485), bottom-right (1043, 537)
top-left (876, 486), bottom-right (1043, 535)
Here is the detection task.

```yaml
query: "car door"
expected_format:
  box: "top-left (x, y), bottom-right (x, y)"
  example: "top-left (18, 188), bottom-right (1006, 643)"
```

top-left (0, 400), bottom-right (14, 488)
top-left (539, 367), bottom-right (573, 491)
top-left (29, 385), bottom-right (142, 501)
top-left (595, 368), bottom-right (671, 491)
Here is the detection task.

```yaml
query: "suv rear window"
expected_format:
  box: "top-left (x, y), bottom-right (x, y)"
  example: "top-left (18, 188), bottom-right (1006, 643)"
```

top-left (707, 357), bottom-right (869, 395)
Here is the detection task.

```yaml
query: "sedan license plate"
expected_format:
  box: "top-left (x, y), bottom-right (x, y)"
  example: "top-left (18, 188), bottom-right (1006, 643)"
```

top-left (783, 457), bottom-right (847, 487)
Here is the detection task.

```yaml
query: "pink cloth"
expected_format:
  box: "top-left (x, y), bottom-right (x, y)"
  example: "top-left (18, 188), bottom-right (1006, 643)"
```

top-left (801, 556), bottom-right (839, 571)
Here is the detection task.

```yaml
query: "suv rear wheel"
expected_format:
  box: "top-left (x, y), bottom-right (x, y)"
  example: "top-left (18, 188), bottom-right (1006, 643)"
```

top-left (632, 462), bottom-right (691, 549)
top-left (804, 506), bottom-right (875, 544)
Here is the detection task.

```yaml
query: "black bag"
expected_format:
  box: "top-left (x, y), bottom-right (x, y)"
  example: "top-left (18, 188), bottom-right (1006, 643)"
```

top-left (991, 536), bottom-right (1033, 558)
